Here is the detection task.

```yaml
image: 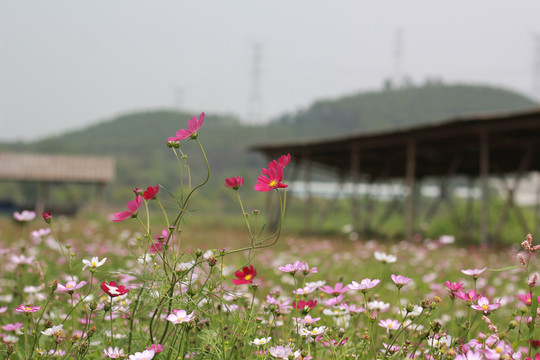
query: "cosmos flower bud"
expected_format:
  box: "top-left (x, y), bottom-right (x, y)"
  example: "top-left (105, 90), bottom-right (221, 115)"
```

top-left (133, 187), bottom-right (143, 195)
top-left (195, 248), bottom-right (203, 257)
top-left (88, 326), bottom-right (96, 337)
top-left (206, 256), bottom-right (217, 267)
top-left (42, 211), bottom-right (52, 223)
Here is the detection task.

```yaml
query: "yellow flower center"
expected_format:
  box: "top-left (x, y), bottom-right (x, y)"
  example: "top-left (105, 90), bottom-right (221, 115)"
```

top-left (387, 324), bottom-right (393, 329)
top-left (269, 180), bottom-right (277, 188)
top-left (245, 274), bottom-right (252, 281)
top-left (91, 262), bottom-right (97, 267)
top-left (481, 304), bottom-right (489, 311)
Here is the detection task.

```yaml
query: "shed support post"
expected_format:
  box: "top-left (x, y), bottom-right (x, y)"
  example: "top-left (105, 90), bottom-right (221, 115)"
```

top-left (405, 140), bottom-right (416, 240)
top-left (97, 182), bottom-right (107, 213)
top-left (480, 132), bottom-right (490, 246)
top-left (350, 146), bottom-right (361, 230)
top-left (35, 182), bottom-right (49, 215)
top-left (303, 154), bottom-right (312, 233)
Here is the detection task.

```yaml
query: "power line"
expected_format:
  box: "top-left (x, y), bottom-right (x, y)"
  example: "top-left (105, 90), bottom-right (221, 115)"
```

top-left (247, 42), bottom-right (263, 124)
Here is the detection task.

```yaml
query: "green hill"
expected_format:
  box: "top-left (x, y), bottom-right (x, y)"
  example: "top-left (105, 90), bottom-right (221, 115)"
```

top-left (277, 82), bottom-right (538, 138)
top-left (2, 83), bottom-right (538, 206)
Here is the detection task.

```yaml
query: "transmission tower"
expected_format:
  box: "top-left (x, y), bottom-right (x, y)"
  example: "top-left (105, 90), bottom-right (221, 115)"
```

top-left (533, 34), bottom-right (540, 101)
top-left (247, 42), bottom-right (263, 124)
top-left (393, 28), bottom-right (403, 87)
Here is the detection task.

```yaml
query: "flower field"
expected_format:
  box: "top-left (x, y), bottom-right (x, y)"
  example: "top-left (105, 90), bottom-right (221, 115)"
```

top-left (0, 113), bottom-right (539, 359)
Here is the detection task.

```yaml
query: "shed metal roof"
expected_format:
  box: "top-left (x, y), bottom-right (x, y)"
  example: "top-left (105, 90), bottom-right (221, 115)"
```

top-left (0, 153), bottom-right (115, 183)
top-left (253, 108), bottom-right (540, 179)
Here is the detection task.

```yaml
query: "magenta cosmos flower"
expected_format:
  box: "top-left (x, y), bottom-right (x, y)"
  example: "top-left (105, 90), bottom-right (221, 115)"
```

top-left (15, 304), bottom-right (41, 313)
top-left (445, 281), bottom-right (464, 297)
top-left (57, 280), bottom-right (87, 293)
top-left (143, 185), bottom-right (159, 200)
top-left (232, 265), bottom-right (257, 285)
top-left (517, 293), bottom-right (540, 306)
top-left (168, 112), bottom-right (205, 141)
top-left (471, 296), bottom-right (501, 314)
top-left (101, 281), bottom-right (130, 297)
top-left (224, 176), bottom-right (244, 190)
top-left (111, 196), bottom-right (142, 222)
top-left (254, 154), bottom-right (290, 192)
top-left (349, 278), bottom-right (381, 292)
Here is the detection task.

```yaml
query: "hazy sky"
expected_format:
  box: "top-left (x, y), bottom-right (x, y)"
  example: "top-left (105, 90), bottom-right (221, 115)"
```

top-left (1, 1), bottom-right (540, 142)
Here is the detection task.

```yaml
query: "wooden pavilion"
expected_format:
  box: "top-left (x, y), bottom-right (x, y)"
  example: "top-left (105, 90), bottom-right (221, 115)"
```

top-left (253, 107), bottom-right (540, 245)
top-left (0, 153), bottom-right (115, 214)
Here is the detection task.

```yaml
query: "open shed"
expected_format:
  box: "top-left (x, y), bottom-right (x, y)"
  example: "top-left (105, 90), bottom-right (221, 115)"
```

top-left (254, 108), bottom-right (540, 244)
top-left (0, 153), bottom-right (115, 214)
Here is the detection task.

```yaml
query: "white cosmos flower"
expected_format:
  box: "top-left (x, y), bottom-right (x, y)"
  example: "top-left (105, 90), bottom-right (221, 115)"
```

top-left (82, 257), bottom-right (107, 270)
top-left (250, 337), bottom-right (271, 346)
top-left (374, 251), bottom-right (397, 263)
top-left (41, 324), bottom-right (63, 336)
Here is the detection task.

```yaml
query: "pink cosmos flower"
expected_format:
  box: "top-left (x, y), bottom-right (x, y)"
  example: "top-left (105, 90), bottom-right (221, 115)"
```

top-left (323, 294), bottom-right (344, 307)
top-left (455, 350), bottom-right (484, 360)
top-left (319, 282), bottom-right (350, 296)
top-left (339, 303), bottom-right (365, 313)
top-left (143, 185), bottom-right (159, 200)
top-left (56, 280), bottom-right (87, 293)
top-left (2, 322), bottom-right (23, 331)
top-left (166, 309), bottom-right (195, 324)
top-left (168, 112), bottom-right (205, 141)
top-left (112, 196), bottom-right (142, 222)
top-left (391, 274), bottom-right (411, 288)
top-left (293, 286), bottom-right (317, 296)
top-left (103, 346), bottom-right (125, 358)
top-left (295, 315), bottom-right (321, 324)
top-left (321, 338), bottom-right (348, 347)
top-left (13, 210), bottom-right (36, 221)
top-left (232, 265), bottom-right (257, 285)
top-left (349, 278), bottom-right (381, 292)
top-left (378, 318), bottom-right (400, 333)
top-left (15, 304), bottom-right (41, 313)
top-left (455, 290), bottom-right (485, 303)
top-left (11, 254), bottom-right (35, 265)
top-left (128, 349), bottom-right (155, 360)
top-left (268, 345), bottom-right (298, 359)
top-left (471, 296), bottom-right (501, 314)
top-left (461, 267), bottom-right (487, 277)
top-left (224, 176), bottom-right (244, 190)
top-left (278, 260), bottom-right (317, 275)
